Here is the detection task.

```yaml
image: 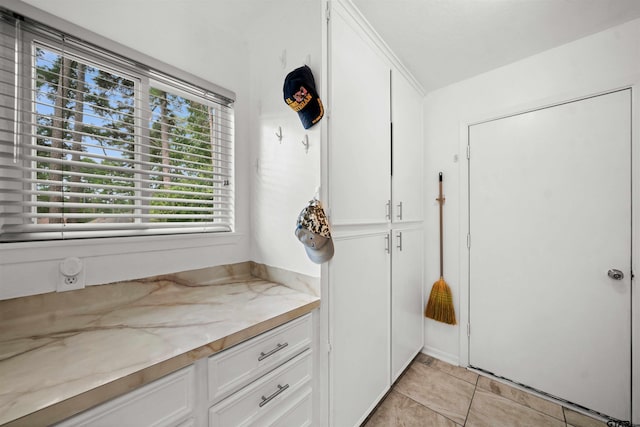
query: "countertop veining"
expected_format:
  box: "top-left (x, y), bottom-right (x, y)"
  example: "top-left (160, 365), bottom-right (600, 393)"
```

top-left (0, 263), bottom-right (320, 426)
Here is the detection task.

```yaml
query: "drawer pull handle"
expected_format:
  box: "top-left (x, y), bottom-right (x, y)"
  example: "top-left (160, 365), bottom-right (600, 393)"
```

top-left (258, 342), bottom-right (288, 361)
top-left (259, 383), bottom-right (290, 408)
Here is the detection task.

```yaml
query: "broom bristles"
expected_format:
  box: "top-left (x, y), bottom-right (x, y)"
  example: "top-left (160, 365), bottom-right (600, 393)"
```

top-left (425, 277), bottom-right (456, 325)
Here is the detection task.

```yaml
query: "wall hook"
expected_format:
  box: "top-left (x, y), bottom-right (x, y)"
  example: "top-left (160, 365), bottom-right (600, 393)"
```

top-left (275, 126), bottom-right (283, 143)
top-left (301, 134), bottom-right (309, 153)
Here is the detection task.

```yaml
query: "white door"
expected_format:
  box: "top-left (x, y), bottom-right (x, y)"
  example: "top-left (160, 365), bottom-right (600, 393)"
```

top-left (329, 4), bottom-right (391, 226)
top-left (329, 233), bottom-right (391, 427)
top-left (468, 89), bottom-right (631, 420)
top-left (391, 227), bottom-right (424, 381)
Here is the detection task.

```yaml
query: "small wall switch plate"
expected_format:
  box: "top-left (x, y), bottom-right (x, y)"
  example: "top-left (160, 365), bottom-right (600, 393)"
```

top-left (57, 257), bottom-right (85, 292)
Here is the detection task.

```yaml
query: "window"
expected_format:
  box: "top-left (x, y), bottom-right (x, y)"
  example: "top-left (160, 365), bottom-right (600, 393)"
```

top-left (0, 11), bottom-right (234, 242)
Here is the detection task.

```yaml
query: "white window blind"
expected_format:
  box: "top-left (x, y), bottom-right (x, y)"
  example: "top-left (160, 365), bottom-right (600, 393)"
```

top-left (0, 11), bottom-right (234, 242)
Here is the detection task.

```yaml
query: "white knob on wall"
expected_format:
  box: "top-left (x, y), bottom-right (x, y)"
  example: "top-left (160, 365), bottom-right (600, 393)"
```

top-left (58, 257), bottom-right (85, 291)
top-left (60, 257), bottom-right (83, 277)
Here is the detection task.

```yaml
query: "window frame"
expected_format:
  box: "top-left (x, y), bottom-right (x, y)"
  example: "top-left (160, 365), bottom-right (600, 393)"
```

top-left (2, 8), bottom-right (236, 242)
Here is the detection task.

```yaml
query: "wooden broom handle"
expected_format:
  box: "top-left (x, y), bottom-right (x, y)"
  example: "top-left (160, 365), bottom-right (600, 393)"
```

top-left (437, 172), bottom-right (445, 277)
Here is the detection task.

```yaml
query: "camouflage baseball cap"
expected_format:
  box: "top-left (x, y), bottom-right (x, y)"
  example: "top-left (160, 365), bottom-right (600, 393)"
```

top-left (295, 199), bottom-right (334, 264)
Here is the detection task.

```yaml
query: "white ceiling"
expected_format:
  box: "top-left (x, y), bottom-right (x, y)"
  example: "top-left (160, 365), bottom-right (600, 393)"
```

top-left (23, 0), bottom-right (640, 94)
top-left (351, 0), bottom-right (640, 93)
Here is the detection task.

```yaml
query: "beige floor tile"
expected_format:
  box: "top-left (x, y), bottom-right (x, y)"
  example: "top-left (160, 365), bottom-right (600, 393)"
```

top-left (415, 353), bottom-right (479, 385)
top-left (363, 390), bottom-right (460, 427)
top-left (563, 408), bottom-right (608, 427)
top-left (394, 362), bottom-right (475, 425)
top-left (466, 389), bottom-right (566, 427)
top-left (476, 376), bottom-right (564, 420)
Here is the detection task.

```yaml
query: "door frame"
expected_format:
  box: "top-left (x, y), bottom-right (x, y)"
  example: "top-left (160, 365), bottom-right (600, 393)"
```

top-left (458, 80), bottom-right (640, 423)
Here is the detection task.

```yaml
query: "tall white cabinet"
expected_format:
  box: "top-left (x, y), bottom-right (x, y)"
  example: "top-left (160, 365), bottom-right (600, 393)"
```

top-left (389, 44), bottom-right (425, 384)
top-left (323, 1), bottom-right (424, 426)
top-left (328, 3), bottom-right (391, 225)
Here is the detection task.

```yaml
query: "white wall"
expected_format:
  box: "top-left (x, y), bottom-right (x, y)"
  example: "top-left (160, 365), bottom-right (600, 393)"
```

top-left (0, 1), bottom-right (252, 299)
top-left (423, 18), bottom-right (640, 365)
top-left (247, 1), bottom-right (323, 278)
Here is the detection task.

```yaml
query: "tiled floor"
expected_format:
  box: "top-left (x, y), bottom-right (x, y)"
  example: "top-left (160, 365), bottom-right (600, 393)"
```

top-left (363, 353), bottom-right (608, 427)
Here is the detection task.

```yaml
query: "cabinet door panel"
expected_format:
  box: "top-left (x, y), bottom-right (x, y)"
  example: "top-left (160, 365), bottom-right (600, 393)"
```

top-left (391, 70), bottom-right (423, 223)
top-left (391, 228), bottom-right (424, 381)
top-left (55, 366), bottom-right (194, 427)
top-left (329, 233), bottom-right (391, 426)
top-left (329, 7), bottom-right (391, 225)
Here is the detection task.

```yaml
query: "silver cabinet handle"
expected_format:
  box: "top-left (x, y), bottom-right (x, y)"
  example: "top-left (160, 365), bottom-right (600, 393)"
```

top-left (608, 269), bottom-right (624, 280)
top-left (259, 383), bottom-right (289, 407)
top-left (385, 234), bottom-right (390, 254)
top-left (385, 200), bottom-right (391, 220)
top-left (396, 231), bottom-right (403, 251)
top-left (396, 201), bottom-right (403, 220)
top-left (258, 342), bottom-right (288, 361)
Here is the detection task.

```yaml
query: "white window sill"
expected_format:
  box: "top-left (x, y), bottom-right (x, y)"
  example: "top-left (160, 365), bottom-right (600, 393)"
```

top-left (0, 232), bottom-right (247, 300)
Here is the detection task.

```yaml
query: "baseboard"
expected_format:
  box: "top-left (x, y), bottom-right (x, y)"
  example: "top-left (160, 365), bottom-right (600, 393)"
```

top-left (421, 345), bottom-right (459, 367)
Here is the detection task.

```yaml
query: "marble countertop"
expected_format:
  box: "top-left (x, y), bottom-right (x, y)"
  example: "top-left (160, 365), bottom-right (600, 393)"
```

top-left (0, 264), bottom-right (320, 426)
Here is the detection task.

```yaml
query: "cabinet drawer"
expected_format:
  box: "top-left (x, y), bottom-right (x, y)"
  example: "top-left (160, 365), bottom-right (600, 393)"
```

top-left (208, 349), bottom-right (312, 427)
top-left (55, 366), bottom-right (195, 427)
top-left (253, 386), bottom-right (312, 427)
top-left (208, 313), bottom-right (312, 403)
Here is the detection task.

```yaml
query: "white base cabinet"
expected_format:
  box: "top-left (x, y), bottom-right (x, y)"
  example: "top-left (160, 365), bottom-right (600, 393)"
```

top-left (207, 314), bottom-right (314, 427)
top-left (329, 232), bottom-right (391, 427)
top-left (57, 313), bottom-right (315, 427)
top-left (327, 229), bottom-right (423, 426)
top-left (391, 227), bottom-right (424, 382)
top-left (207, 314), bottom-right (313, 404)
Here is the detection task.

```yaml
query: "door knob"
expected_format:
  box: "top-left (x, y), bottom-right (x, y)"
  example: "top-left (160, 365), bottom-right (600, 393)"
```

top-left (607, 269), bottom-right (624, 280)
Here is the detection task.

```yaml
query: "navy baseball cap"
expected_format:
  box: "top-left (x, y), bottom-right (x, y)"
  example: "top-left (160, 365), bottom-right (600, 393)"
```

top-left (283, 65), bottom-right (324, 129)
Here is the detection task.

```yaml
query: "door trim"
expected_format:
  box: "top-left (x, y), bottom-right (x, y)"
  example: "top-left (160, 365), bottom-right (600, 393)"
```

top-left (458, 82), bottom-right (639, 424)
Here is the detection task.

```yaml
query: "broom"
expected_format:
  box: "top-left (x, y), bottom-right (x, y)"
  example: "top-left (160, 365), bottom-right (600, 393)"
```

top-left (425, 172), bottom-right (456, 325)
